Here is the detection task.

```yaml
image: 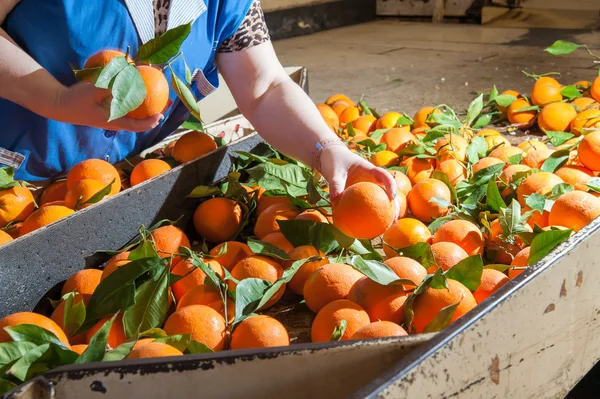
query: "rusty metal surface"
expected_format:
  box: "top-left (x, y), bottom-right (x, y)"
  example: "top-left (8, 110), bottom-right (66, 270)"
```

top-left (356, 217), bottom-right (600, 398)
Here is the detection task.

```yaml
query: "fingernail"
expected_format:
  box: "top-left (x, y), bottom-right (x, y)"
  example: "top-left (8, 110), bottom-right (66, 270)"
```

top-left (393, 192), bottom-right (397, 199)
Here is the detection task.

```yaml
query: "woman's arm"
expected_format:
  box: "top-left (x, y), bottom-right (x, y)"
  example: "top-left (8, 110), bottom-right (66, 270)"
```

top-left (0, 2), bottom-right (159, 132)
top-left (217, 41), bottom-right (397, 200)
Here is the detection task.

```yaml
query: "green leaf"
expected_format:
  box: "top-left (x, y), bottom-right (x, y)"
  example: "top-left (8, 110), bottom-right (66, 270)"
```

top-left (386, 242), bottom-right (435, 269)
top-left (444, 255), bottom-right (484, 291)
top-left (431, 113), bottom-right (462, 128)
top-left (0, 379), bottom-right (16, 395)
top-left (494, 94), bottom-right (518, 108)
top-left (82, 179), bottom-right (114, 206)
top-left (525, 193), bottom-right (547, 213)
top-left (561, 85), bottom-right (582, 100)
top-left (108, 65), bottom-right (147, 121)
top-left (465, 135), bottom-right (489, 165)
top-left (486, 176), bottom-right (506, 212)
top-left (255, 258), bottom-right (312, 310)
top-left (421, 129), bottom-right (446, 143)
top-left (154, 334), bottom-right (191, 352)
top-left (528, 228), bottom-right (573, 265)
top-left (507, 153), bottom-right (523, 165)
top-left (247, 162), bottom-right (308, 197)
top-left (429, 197), bottom-right (454, 209)
top-left (549, 183), bottom-right (574, 200)
top-left (278, 219), bottom-right (339, 254)
top-left (184, 59), bottom-right (192, 84)
top-left (472, 113), bottom-right (494, 129)
top-left (422, 300), bottom-right (460, 333)
top-left (429, 268), bottom-right (448, 289)
top-left (123, 266), bottom-right (170, 340)
top-left (171, 69), bottom-right (201, 122)
top-left (135, 22), bottom-right (192, 64)
top-left (488, 85), bottom-right (499, 103)
top-left (247, 237), bottom-right (289, 260)
top-left (64, 298), bottom-right (86, 338)
top-left (0, 342), bottom-right (38, 369)
top-left (180, 114), bottom-right (204, 131)
top-left (348, 255), bottom-right (401, 286)
top-left (8, 344), bottom-right (50, 381)
top-left (234, 278), bottom-right (271, 324)
top-left (330, 320), bottom-right (347, 341)
top-left (187, 185), bottom-right (221, 198)
top-left (396, 114), bottom-right (414, 126)
top-left (369, 129), bottom-right (388, 141)
top-left (103, 341), bottom-right (136, 362)
top-left (0, 167), bottom-right (17, 189)
top-left (484, 264), bottom-right (512, 273)
top-left (540, 149), bottom-right (570, 173)
top-left (95, 56), bottom-right (129, 89)
top-left (186, 340), bottom-right (214, 354)
top-left (4, 325), bottom-right (68, 349)
top-left (130, 239), bottom-right (160, 260)
top-left (545, 131), bottom-right (575, 147)
top-left (189, 255), bottom-right (224, 289)
top-left (431, 170), bottom-right (458, 204)
top-left (544, 40), bottom-right (583, 56)
top-left (472, 163), bottom-right (505, 184)
top-left (73, 66), bottom-right (104, 83)
top-left (76, 314), bottom-right (117, 364)
top-left (587, 177), bottom-right (600, 193)
top-left (465, 94), bottom-right (484, 126)
top-left (514, 105), bottom-right (541, 113)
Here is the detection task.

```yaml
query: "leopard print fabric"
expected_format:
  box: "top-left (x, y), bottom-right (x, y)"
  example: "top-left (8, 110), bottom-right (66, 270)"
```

top-left (154, 0), bottom-right (171, 37)
top-left (218, 0), bottom-right (271, 53)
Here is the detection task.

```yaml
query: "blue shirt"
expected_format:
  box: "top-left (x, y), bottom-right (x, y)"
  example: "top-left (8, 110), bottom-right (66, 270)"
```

top-left (0, 0), bottom-right (253, 181)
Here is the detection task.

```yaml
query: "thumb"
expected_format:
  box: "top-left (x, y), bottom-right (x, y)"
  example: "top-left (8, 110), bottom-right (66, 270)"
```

top-left (328, 174), bottom-right (347, 202)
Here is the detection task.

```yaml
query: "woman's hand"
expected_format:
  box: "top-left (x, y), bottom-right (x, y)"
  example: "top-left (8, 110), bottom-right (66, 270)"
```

top-left (319, 145), bottom-right (399, 214)
top-left (52, 82), bottom-right (162, 132)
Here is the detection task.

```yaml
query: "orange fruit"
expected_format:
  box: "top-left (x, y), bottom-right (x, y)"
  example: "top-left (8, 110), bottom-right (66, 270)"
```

top-left (554, 165), bottom-right (594, 191)
top-left (0, 230), bottom-right (13, 246)
top-left (548, 190), bottom-right (600, 231)
top-left (176, 284), bottom-right (234, 322)
top-left (0, 185), bottom-right (35, 227)
top-left (413, 107), bottom-right (441, 129)
top-left (230, 315), bottom-right (290, 350)
top-left (61, 269), bottom-right (102, 304)
top-left (130, 159), bottom-right (171, 186)
top-left (64, 179), bottom-right (111, 209)
top-left (537, 102), bottom-right (577, 132)
top-left (433, 219), bottom-right (485, 256)
top-left (193, 197), bottom-right (242, 243)
top-left (382, 218), bottom-right (432, 258)
top-left (476, 128), bottom-right (501, 138)
top-left (150, 225), bottom-right (190, 258)
top-left (390, 170), bottom-right (413, 197)
top-left (339, 106), bottom-right (360, 127)
top-left (531, 77), bottom-right (563, 106)
top-left (488, 146), bottom-right (523, 163)
top-left (0, 312), bottom-right (70, 347)
top-left (485, 134), bottom-right (511, 150)
top-left (332, 182), bottom-right (395, 239)
top-left (525, 206), bottom-right (549, 229)
top-left (50, 297), bottom-right (86, 345)
top-left (66, 159), bottom-right (121, 196)
top-left (591, 76), bottom-right (600, 102)
top-left (20, 205), bottom-right (75, 236)
top-left (39, 180), bottom-right (68, 205)
top-left (353, 115), bottom-right (377, 134)
top-left (575, 81), bottom-right (591, 89)
top-left (509, 247), bottom-right (530, 279)
top-left (316, 104), bottom-right (340, 132)
top-left (256, 195), bottom-right (293, 216)
top-left (347, 277), bottom-right (407, 324)
top-left (303, 263), bottom-right (364, 313)
top-left (380, 127), bottom-right (415, 153)
top-left (507, 98), bottom-right (537, 127)
top-left (400, 156), bottom-right (435, 184)
top-left (435, 159), bottom-right (466, 185)
top-left (571, 97), bottom-right (597, 112)
top-left (571, 109), bottom-right (600, 136)
top-left (516, 172), bottom-right (564, 206)
top-left (85, 315), bottom-right (126, 349)
top-left (230, 256), bottom-right (285, 309)
top-left (383, 257), bottom-right (427, 289)
top-left (311, 299), bottom-right (370, 342)
top-left (132, 338), bottom-right (157, 350)
top-left (127, 342), bottom-right (183, 359)
top-left (472, 157), bottom-right (504, 174)
top-left (171, 258), bottom-right (224, 301)
top-left (325, 94), bottom-right (355, 106)
top-left (434, 134), bottom-right (468, 162)
top-left (261, 232), bottom-right (294, 253)
top-left (71, 344), bottom-right (88, 355)
top-left (127, 65), bottom-right (169, 119)
top-left (428, 242), bottom-right (469, 273)
top-left (84, 49), bottom-right (132, 69)
top-left (395, 191), bottom-right (408, 220)
top-left (496, 90), bottom-right (520, 115)
top-left (521, 148), bottom-right (554, 169)
top-left (40, 201), bottom-right (66, 209)
top-left (486, 219), bottom-right (530, 264)
top-left (345, 168), bottom-right (411, 197)
top-left (517, 139), bottom-right (548, 155)
top-left (330, 99), bottom-right (353, 117)
top-left (407, 178), bottom-right (451, 223)
top-left (254, 203), bottom-right (300, 239)
top-left (101, 251), bottom-right (131, 280)
top-left (296, 209), bottom-right (329, 223)
top-left (352, 321), bottom-right (407, 340)
top-left (370, 150), bottom-right (400, 167)
top-left (172, 131), bottom-right (218, 164)
top-left (578, 130), bottom-right (600, 171)
top-left (282, 245), bottom-right (329, 296)
top-left (472, 269), bottom-right (509, 303)
top-left (209, 241), bottom-right (252, 271)
top-left (411, 279), bottom-right (477, 333)
top-left (164, 305), bottom-right (226, 351)
top-left (376, 112), bottom-right (406, 130)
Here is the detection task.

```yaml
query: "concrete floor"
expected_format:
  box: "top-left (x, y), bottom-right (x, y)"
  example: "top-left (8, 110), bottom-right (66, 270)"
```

top-left (274, 20), bottom-right (600, 115)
